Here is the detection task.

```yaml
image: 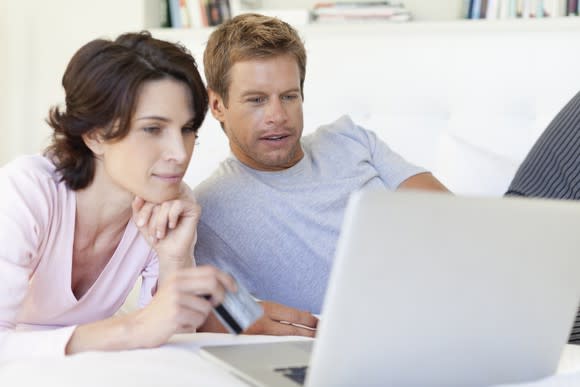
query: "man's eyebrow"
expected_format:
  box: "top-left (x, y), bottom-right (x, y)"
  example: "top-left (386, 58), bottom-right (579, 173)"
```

top-left (240, 90), bottom-right (265, 97)
top-left (240, 88), bottom-right (301, 97)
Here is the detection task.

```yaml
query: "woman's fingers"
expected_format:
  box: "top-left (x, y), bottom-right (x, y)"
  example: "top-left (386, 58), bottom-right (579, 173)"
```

top-left (137, 198), bottom-right (197, 242)
top-left (134, 201), bottom-right (156, 229)
top-left (176, 266), bottom-right (237, 306)
top-left (154, 201), bottom-right (172, 240)
top-left (166, 200), bottom-right (185, 230)
top-left (148, 205), bottom-right (160, 242)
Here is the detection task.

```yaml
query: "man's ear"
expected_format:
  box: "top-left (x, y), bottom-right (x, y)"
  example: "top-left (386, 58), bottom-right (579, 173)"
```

top-left (208, 88), bottom-right (227, 124)
top-left (82, 130), bottom-right (105, 156)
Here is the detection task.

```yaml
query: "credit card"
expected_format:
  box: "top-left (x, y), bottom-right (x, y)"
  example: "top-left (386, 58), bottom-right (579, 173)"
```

top-left (206, 281), bottom-right (264, 334)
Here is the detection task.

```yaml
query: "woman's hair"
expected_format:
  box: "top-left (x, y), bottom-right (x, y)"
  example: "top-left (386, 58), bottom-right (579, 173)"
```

top-left (45, 31), bottom-right (208, 190)
top-left (204, 13), bottom-right (307, 106)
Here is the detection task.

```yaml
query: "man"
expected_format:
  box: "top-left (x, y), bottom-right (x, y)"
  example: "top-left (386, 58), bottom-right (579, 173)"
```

top-left (196, 14), bottom-right (448, 332)
top-left (506, 90), bottom-right (580, 343)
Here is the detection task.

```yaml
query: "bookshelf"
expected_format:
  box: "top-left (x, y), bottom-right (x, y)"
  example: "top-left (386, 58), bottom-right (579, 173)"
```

top-left (146, 0), bottom-right (578, 29)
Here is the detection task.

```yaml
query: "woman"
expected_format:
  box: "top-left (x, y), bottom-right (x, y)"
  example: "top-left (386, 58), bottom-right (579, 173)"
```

top-left (0, 31), bottom-right (236, 362)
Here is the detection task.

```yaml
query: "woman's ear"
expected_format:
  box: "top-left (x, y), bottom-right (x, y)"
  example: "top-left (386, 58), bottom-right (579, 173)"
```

top-left (82, 130), bottom-right (105, 156)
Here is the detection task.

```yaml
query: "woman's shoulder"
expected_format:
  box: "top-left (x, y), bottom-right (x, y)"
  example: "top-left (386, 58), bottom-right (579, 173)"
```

top-left (1, 154), bottom-right (63, 200)
top-left (1, 154), bottom-right (59, 181)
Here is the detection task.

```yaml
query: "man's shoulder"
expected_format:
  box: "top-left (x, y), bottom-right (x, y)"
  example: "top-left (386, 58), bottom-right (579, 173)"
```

top-left (305, 115), bottom-right (374, 150)
top-left (193, 158), bottom-right (252, 204)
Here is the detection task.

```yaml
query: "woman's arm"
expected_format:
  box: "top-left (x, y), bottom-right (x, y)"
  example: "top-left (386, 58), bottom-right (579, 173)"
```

top-left (65, 266), bottom-right (235, 354)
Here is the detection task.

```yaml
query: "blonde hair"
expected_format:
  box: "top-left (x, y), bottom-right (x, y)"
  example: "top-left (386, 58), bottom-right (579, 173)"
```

top-left (203, 13), bottom-right (306, 106)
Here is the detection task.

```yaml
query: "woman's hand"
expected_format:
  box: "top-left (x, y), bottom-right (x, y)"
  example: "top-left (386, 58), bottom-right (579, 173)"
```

top-left (132, 183), bottom-right (200, 273)
top-left (132, 266), bottom-right (236, 348)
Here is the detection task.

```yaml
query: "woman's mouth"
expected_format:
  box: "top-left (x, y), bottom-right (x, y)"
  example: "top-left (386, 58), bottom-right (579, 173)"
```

top-left (153, 173), bottom-right (183, 183)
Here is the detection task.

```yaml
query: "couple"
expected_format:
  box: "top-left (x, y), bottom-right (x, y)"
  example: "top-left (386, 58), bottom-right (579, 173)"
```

top-left (9, 12), bottom-right (538, 362)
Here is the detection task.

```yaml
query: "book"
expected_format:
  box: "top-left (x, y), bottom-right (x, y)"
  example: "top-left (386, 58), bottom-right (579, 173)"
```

top-left (567, 0), bottom-right (578, 15)
top-left (311, 2), bottom-right (412, 22)
top-left (536, 0), bottom-right (545, 17)
top-left (481, 0), bottom-right (489, 17)
top-left (486, 0), bottom-right (499, 18)
top-left (508, 0), bottom-right (518, 17)
top-left (206, 0), bottom-right (225, 26)
top-left (471, 0), bottom-right (482, 18)
top-left (168, 0), bottom-right (190, 27)
top-left (499, 0), bottom-right (511, 17)
top-left (462, 0), bottom-right (472, 18)
top-left (186, 0), bottom-right (205, 27)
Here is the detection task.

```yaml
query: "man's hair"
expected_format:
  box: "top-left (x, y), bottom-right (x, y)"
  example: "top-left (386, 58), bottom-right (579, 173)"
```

top-left (45, 31), bottom-right (208, 190)
top-left (203, 13), bottom-right (307, 106)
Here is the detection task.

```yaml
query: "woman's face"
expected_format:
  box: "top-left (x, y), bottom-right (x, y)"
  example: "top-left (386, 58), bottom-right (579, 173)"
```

top-left (98, 78), bottom-right (197, 203)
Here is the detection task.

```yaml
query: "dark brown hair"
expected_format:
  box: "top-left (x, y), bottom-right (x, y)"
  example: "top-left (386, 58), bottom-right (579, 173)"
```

top-left (45, 31), bottom-right (208, 190)
top-left (204, 13), bottom-right (306, 106)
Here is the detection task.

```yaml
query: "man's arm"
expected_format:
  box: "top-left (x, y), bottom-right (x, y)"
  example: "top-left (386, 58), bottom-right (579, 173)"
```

top-left (397, 172), bottom-right (450, 192)
top-left (199, 300), bottom-right (318, 337)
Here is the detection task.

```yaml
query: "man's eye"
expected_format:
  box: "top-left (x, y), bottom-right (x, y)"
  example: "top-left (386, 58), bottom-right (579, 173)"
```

top-left (282, 94), bottom-right (299, 101)
top-left (248, 97), bottom-right (265, 104)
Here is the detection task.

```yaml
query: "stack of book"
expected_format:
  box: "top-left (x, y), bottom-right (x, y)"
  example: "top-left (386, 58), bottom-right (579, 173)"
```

top-left (465, 0), bottom-right (579, 19)
top-left (166, 0), bottom-right (233, 28)
top-left (310, 1), bottom-right (412, 23)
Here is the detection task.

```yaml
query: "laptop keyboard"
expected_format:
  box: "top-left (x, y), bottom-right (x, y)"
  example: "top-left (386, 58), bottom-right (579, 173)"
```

top-left (274, 366), bottom-right (308, 385)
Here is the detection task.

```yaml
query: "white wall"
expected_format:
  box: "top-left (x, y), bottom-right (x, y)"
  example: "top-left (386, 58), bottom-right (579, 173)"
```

top-left (0, 0), bottom-right (147, 165)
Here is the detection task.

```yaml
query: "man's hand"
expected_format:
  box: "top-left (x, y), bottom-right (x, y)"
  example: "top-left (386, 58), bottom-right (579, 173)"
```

top-left (199, 300), bottom-right (318, 337)
top-left (398, 172), bottom-right (450, 192)
top-left (245, 301), bottom-right (318, 337)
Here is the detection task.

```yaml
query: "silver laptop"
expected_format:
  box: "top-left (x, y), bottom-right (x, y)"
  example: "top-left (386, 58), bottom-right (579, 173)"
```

top-left (201, 190), bottom-right (580, 387)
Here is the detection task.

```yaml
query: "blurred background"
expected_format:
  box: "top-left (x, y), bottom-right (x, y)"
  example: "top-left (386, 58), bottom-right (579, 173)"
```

top-left (0, 0), bottom-right (465, 166)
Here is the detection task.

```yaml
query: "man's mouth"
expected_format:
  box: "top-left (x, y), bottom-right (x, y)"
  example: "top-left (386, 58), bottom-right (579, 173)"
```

top-left (261, 134), bottom-right (289, 141)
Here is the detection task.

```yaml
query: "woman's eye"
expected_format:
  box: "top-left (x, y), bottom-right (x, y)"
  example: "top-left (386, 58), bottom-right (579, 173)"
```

top-left (143, 126), bottom-right (160, 134)
top-left (182, 125), bottom-right (197, 133)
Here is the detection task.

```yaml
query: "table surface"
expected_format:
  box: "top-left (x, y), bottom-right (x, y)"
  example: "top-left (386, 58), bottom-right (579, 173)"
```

top-left (1, 333), bottom-right (580, 387)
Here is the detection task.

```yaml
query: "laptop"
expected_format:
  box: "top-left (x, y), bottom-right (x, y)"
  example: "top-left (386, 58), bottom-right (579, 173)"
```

top-left (201, 190), bottom-right (580, 387)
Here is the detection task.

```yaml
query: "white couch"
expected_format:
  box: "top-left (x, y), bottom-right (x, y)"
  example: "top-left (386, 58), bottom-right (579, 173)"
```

top-left (153, 18), bottom-right (580, 196)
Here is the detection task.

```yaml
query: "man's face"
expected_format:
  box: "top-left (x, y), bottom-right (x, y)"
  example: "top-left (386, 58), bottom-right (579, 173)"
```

top-left (209, 54), bottom-right (304, 171)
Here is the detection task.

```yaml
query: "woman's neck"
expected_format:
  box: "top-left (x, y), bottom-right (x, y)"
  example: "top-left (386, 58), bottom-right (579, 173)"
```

top-left (73, 164), bottom-right (134, 246)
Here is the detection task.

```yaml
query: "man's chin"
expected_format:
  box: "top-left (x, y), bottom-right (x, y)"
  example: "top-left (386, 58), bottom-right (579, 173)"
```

top-left (264, 154), bottom-right (302, 170)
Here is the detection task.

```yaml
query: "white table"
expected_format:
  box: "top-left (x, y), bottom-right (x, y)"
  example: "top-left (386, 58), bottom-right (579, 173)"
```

top-left (1, 334), bottom-right (579, 386)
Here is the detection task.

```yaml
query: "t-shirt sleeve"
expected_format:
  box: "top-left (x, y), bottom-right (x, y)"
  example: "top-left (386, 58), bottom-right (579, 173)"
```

top-left (362, 127), bottom-right (427, 189)
top-left (0, 159), bottom-right (76, 362)
top-left (329, 116), bottom-right (427, 189)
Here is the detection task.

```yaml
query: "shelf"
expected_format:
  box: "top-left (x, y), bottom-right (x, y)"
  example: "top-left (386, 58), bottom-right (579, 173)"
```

top-left (148, 16), bottom-right (580, 36)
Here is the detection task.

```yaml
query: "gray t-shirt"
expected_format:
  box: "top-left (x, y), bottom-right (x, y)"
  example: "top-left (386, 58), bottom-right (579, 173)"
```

top-left (194, 115), bottom-right (426, 314)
